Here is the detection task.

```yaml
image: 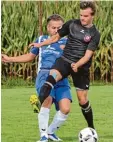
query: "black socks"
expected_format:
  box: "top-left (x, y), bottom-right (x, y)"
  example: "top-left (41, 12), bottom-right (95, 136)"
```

top-left (80, 101), bottom-right (95, 129)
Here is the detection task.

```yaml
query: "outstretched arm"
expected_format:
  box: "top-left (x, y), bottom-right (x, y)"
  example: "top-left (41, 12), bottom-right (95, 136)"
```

top-left (29, 33), bottom-right (61, 48)
top-left (2, 53), bottom-right (36, 63)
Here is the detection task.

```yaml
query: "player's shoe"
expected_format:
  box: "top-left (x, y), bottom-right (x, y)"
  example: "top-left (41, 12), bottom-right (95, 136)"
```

top-left (36, 136), bottom-right (48, 142)
top-left (48, 133), bottom-right (62, 141)
top-left (29, 94), bottom-right (41, 113)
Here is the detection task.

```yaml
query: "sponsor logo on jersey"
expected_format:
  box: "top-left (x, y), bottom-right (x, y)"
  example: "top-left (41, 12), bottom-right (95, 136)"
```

top-left (80, 29), bottom-right (85, 33)
top-left (46, 45), bottom-right (55, 50)
top-left (84, 34), bottom-right (91, 42)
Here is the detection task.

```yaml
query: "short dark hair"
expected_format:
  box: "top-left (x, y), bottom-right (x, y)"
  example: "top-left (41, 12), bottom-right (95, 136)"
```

top-left (47, 14), bottom-right (64, 24)
top-left (80, 1), bottom-right (96, 15)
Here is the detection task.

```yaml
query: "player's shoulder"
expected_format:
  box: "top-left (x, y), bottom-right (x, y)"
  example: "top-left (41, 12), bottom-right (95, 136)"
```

top-left (35, 35), bottom-right (49, 43)
top-left (95, 27), bottom-right (100, 36)
top-left (40, 35), bottom-right (49, 42)
top-left (92, 25), bottom-right (100, 38)
top-left (71, 19), bottom-right (80, 24)
top-left (65, 19), bottom-right (77, 25)
top-left (67, 19), bottom-right (80, 27)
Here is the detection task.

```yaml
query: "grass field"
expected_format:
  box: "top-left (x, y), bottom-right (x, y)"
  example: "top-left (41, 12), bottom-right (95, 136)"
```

top-left (1, 86), bottom-right (113, 142)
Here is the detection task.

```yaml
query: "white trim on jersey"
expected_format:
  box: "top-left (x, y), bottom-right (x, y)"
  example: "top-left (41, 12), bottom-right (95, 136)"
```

top-left (37, 36), bottom-right (43, 73)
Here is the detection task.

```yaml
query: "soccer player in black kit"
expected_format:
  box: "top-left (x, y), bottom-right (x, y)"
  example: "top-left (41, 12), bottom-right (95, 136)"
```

top-left (29, 1), bottom-right (100, 129)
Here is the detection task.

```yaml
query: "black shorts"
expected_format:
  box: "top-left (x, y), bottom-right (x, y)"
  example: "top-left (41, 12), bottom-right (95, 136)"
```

top-left (52, 57), bottom-right (90, 90)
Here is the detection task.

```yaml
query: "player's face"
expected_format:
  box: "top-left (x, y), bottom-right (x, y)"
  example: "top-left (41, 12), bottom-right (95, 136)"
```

top-left (47, 20), bottom-right (63, 36)
top-left (80, 8), bottom-right (94, 26)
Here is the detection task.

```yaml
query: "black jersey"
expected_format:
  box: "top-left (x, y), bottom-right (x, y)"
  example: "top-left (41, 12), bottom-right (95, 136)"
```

top-left (58, 19), bottom-right (100, 69)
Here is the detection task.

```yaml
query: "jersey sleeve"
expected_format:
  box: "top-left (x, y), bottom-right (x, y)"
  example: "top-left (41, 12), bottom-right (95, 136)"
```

top-left (30, 38), bottom-right (39, 55)
top-left (87, 31), bottom-right (100, 51)
top-left (58, 20), bottom-right (74, 37)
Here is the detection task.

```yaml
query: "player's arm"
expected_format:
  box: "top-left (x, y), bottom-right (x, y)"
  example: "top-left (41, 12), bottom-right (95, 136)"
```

top-left (2, 37), bottom-right (40, 63)
top-left (71, 31), bottom-right (100, 72)
top-left (29, 33), bottom-right (61, 48)
top-left (29, 20), bottom-right (73, 48)
top-left (71, 50), bottom-right (94, 71)
top-left (2, 53), bottom-right (36, 63)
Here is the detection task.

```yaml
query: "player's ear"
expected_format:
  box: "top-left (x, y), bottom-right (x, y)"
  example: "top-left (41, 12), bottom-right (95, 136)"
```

top-left (47, 24), bottom-right (50, 31)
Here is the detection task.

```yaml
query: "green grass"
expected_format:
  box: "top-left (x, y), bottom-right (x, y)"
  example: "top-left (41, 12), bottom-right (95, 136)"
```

top-left (1, 86), bottom-right (113, 142)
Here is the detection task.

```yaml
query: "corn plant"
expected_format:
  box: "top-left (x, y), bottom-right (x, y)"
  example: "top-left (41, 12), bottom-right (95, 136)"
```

top-left (1, 1), bottom-right (113, 84)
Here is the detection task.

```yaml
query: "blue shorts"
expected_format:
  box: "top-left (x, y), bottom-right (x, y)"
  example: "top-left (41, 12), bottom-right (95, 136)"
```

top-left (35, 70), bottom-right (72, 109)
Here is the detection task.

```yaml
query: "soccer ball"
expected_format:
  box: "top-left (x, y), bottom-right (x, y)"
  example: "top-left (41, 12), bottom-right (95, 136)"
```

top-left (78, 127), bottom-right (98, 142)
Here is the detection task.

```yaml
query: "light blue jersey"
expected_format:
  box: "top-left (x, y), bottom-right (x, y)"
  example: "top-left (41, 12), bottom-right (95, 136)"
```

top-left (30, 35), bottom-right (72, 108)
top-left (31, 35), bottom-right (66, 72)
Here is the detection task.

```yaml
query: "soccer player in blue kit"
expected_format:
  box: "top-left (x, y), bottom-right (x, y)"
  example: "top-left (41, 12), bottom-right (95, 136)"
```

top-left (2, 14), bottom-right (72, 142)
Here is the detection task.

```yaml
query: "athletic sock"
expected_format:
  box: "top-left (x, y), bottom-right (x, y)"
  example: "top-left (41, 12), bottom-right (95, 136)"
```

top-left (80, 101), bottom-right (95, 129)
top-left (39, 75), bottom-right (56, 104)
top-left (48, 110), bottom-right (68, 134)
top-left (38, 107), bottom-right (50, 138)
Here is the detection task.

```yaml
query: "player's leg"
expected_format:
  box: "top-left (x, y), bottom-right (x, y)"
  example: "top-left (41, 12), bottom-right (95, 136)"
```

top-left (37, 96), bottom-right (53, 142)
top-left (39, 57), bottom-right (70, 104)
top-left (30, 71), bottom-right (49, 113)
top-left (76, 90), bottom-right (94, 129)
top-left (33, 71), bottom-right (52, 142)
top-left (48, 86), bottom-right (72, 141)
top-left (39, 69), bottom-right (61, 104)
top-left (71, 68), bottom-right (95, 129)
top-left (37, 89), bottom-right (57, 142)
top-left (48, 98), bottom-right (71, 135)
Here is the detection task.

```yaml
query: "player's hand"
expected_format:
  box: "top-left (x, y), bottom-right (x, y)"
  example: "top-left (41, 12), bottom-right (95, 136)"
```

top-left (1, 54), bottom-right (11, 63)
top-left (29, 43), bottom-right (42, 48)
top-left (71, 62), bottom-right (78, 72)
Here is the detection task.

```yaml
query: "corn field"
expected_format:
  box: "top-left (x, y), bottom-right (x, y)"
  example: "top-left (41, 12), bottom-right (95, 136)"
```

top-left (1, 1), bottom-right (113, 84)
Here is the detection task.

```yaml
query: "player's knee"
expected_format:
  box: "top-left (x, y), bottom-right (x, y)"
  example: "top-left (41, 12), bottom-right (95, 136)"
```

top-left (77, 90), bottom-right (88, 105)
top-left (39, 76), bottom-right (56, 104)
top-left (79, 99), bottom-right (88, 105)
top-left (60, 107), bottom-right (70, 115)
top-left (78, 95), bottom-right (88, 105)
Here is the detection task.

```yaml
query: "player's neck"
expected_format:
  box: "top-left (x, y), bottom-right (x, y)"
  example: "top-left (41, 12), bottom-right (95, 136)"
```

top-left (84, 23), bottom-right (93, 28)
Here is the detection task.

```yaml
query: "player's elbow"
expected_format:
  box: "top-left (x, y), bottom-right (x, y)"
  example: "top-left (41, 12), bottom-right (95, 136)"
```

top-left (28, 53), bottom-right (36, 61)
